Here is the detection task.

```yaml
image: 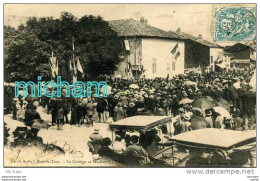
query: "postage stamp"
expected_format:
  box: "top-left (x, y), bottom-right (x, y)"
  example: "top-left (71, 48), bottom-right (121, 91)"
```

top-left (214, 6), bottom-right (256, 42)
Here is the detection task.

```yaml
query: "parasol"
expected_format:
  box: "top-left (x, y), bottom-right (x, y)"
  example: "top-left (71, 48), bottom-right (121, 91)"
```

top-left (204, 96), bottom-right (214, 102)
top-left (212, 106), bottom-right (231, 119)
top-left (215, 98), bottom-right (230, 112)
top-left (192, 97), bottom-right (214, 109)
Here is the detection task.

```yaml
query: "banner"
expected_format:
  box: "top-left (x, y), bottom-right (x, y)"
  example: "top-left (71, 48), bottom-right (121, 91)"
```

top-left (171, 43), bottom-right (179, 54)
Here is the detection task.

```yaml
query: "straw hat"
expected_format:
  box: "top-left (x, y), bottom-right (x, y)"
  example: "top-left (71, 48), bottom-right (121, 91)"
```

top-left (129, 102), bottom-right (135, 107)
top-left (183, 113), bottom-right (191, 120)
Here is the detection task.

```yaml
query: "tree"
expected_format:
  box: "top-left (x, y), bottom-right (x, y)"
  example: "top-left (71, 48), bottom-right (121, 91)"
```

top-left (4, 26), bottom-right (52, 82)
top-left (76, 15), bottom-right (122, 79)
top-left (4, 12), bottom-right (123, 82)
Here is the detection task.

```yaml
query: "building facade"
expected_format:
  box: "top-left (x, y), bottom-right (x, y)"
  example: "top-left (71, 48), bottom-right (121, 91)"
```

top-left (174, 28), bottom-right (231, 72)
top-left (109, 18), bottom-right (185, 79)
top-left (224, 43), bottom-right (256, 68)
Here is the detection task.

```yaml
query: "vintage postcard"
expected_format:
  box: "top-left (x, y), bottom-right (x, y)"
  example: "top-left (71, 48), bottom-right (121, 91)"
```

top-left (3, 4), bottom-right (256, 168)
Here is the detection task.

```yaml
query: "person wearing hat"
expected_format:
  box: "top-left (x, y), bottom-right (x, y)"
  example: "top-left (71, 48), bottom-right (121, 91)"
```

top-left (88, 128), bottom-right (103, 154)
top-left (214, 112), bottom-right (224, 129)
top-left (205, 109), bottom-right (213, 128)
top-left (113, 103), bottom-right (124, 122)
top-left (120, 92), bottom-right (129, 107)
top-left (12, 98), bottom-right (20, 120)
top-left (25, 103), bottom-right (41, 127)
top-left (98, 137), bottom-right (114, 157)
top-left (56, 99), bottom-right (64, 130)
top-left (180, 113), bottom-right (191, 133)
top-left (122, 105), bottom-right (128, 119)
top-left (11, 127), bottom-right (28, 147)
top-left (85, 98), bottom-right (94, 127)
top-left (96, 94), bottom-right (108, 123)
top-left (126, 102), bottom-right (137, 117)
top-left (49, 97), bottom-right (58, 126)
top-left (125, 135), bottom-right (150, 166)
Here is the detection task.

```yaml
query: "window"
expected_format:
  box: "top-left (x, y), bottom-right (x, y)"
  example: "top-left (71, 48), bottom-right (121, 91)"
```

top-left (172, 61), bottom-right (175, 71)
top-left (210, 56), bottom-right (213, 64)
top-left (152, 58), bottom-right (156, 73)
top-left (211, 65), bottom-right (214, 71)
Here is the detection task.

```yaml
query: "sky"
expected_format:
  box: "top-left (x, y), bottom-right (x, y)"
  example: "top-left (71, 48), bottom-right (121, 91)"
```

top-left (4, 4), bottom-right (252, 42)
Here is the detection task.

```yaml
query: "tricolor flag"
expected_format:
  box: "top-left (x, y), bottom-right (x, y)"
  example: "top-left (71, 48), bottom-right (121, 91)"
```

top-left (69, 60), bottom-right (73, 72)
top-left (50, 55), bottom-right (58, 79)
top-left (171, 43), bottom-right (178, 54)
top-left (175, 51), bottom-right (181, 60)
top-left (76, 58), bottom-right (84, 78)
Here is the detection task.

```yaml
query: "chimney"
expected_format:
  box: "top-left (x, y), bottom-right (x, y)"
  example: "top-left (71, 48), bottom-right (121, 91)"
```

top-left (140, 17), bottom-right (148, 24)
top-left (176, 28), bottom-right (181, 33)
top-left (198, 34), bottom-right (203, 39)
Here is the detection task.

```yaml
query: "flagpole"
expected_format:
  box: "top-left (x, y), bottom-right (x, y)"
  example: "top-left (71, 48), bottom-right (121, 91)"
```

top-left (72, 36), bottom-right (77, 82)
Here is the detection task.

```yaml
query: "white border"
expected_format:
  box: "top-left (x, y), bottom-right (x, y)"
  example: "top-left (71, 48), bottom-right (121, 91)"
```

top-left (0, 1), bottom-right (258, 181)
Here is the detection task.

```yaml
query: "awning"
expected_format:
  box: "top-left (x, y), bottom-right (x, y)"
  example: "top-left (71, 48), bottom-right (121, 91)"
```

top-left (109, 116), bottom-right (172, 132)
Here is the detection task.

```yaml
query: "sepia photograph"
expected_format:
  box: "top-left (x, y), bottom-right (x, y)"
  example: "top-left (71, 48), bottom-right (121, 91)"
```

top-left (3, 4), bottom-right (256, 169)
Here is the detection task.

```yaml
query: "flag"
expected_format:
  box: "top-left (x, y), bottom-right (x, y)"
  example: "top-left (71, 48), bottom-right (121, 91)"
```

top-left (50, 56), bottom-right (57, 78)
top-left (76, 58), bottom-right (84, 78)
top-left (73, 59), bottom-right (77, 75)
top-left (55, 59), bottom-right (59, 75)
top-left (73, 75), bottom-right (77, 82)
top-left (175, 51), bottom-right (180, 60)
top-left (69, 60), bottom-right (73, 72)
top-left (124, 40), bottom-right (130, 51)
top-left (171, 43), bottom-right (179, 54)
top-left (72, 36), bottom-right (75, 51)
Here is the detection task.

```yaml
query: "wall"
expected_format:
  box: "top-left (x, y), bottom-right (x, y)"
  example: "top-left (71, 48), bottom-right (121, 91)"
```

top-left (142, 38), bottom-right (185, 79)
top-left (209, 47), bottom-right (231, 71)
top-left (184, 39), bottom-right (210, 69)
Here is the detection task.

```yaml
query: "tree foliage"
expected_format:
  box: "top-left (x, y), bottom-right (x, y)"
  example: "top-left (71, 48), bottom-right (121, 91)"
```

top-left (4, 12), bottom-right (123, 82)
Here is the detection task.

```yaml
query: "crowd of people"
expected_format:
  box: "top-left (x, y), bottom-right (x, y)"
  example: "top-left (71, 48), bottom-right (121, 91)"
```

top-left (4, 65), bottom-right (256, 166)
top-left (5, 65), bottom-right (256, 132)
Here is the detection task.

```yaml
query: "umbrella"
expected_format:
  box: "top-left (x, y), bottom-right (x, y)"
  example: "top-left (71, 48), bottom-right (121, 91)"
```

top-left (215, 98), bottom-right (230, 112)
top-left (179, 98), bottom-right (193, 105)
top-left (129, 84), bottom-right (139, 89)
top-left (192, 98), bottom-right (214, 109)
top-left (184, 81), bottom-right (197, 86)
top-left (213, 106), bottom-right (231, 119)
top-left (204, 96), bottom-right (214, 102)
top-left (31, 119), bottom-right (49, 130)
